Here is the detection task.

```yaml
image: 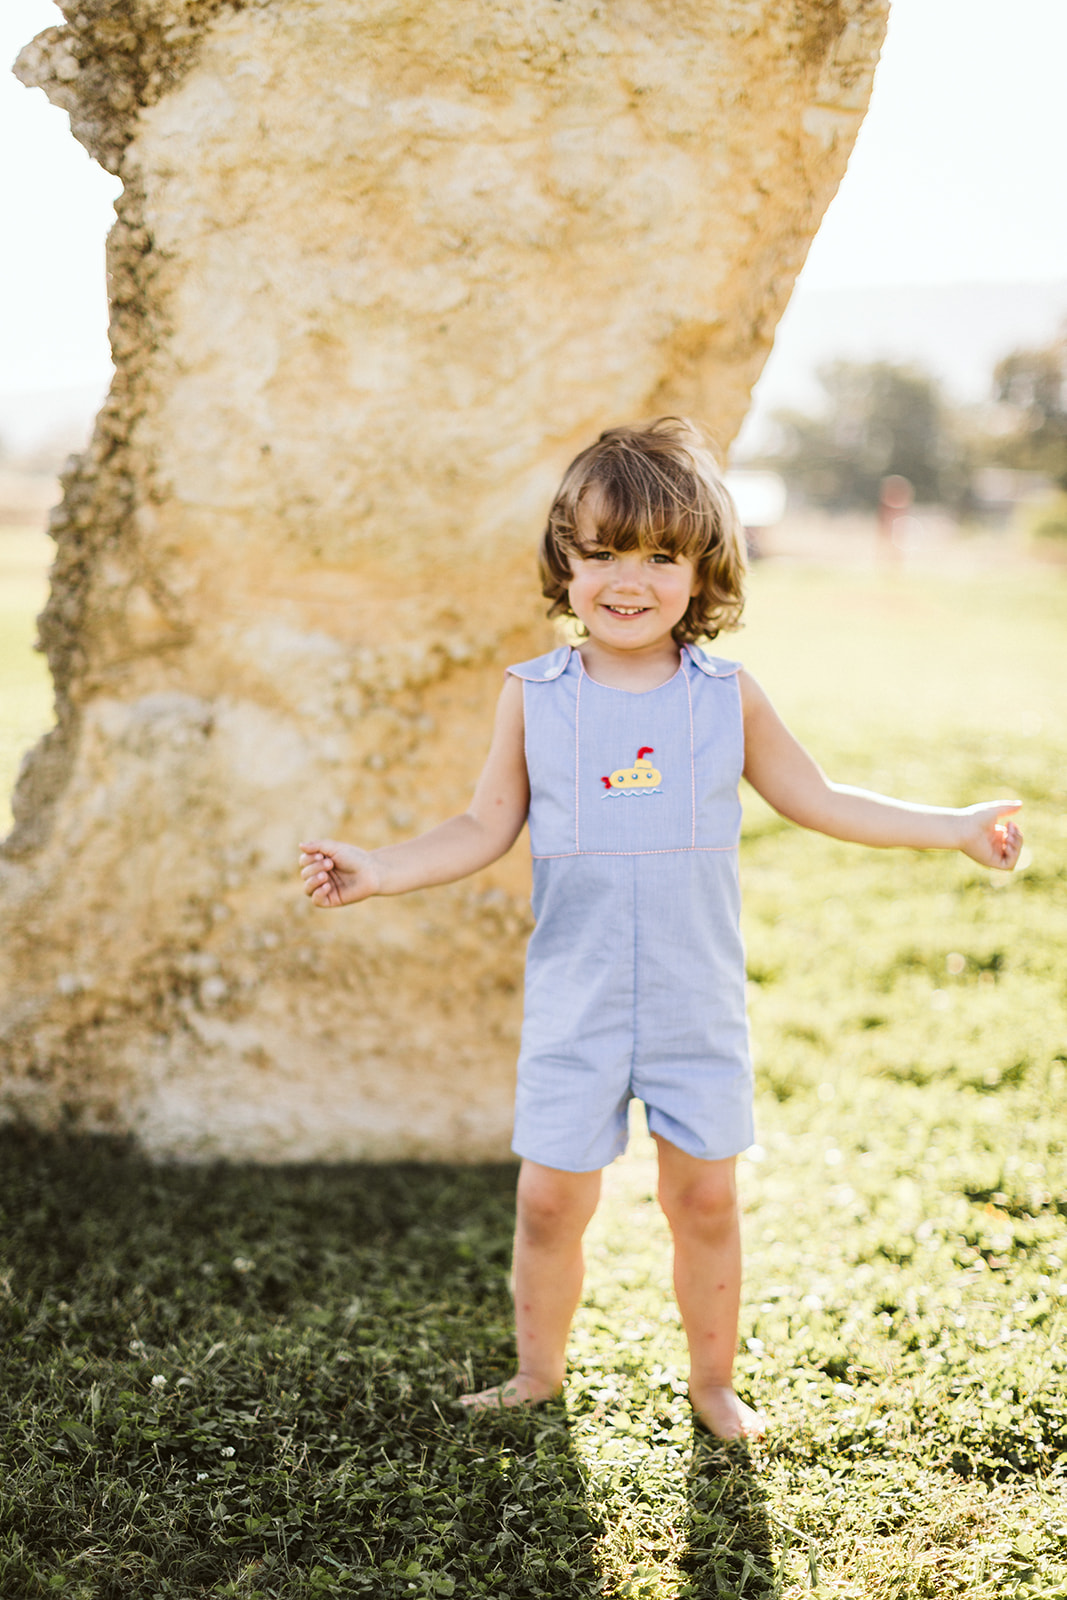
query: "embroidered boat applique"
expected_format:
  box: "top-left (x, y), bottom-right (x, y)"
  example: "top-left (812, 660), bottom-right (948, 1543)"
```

top-left (601, 746), bottom-right (662, 796)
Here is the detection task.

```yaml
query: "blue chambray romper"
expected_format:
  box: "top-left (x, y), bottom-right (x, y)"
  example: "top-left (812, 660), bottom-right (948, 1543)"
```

top-left (506, 643), bottom-right (754, 1173)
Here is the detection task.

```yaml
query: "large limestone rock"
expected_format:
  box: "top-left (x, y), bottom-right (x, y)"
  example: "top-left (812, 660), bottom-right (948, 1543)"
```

top-left (4, 0), bottom-right (887, 1160)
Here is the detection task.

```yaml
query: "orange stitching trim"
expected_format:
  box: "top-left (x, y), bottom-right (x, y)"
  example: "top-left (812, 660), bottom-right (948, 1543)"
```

top-left (531, 845), bottom-right (738, 859)
top-left (685, 660), bottom-right (697, 849)
top-left (574, 653), bottom-right (583, 852)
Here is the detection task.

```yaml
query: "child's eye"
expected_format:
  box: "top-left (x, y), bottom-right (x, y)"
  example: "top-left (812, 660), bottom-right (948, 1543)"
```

top-left (649, 552), bottom-right (676, 564)
top-left (586, 550), bottom-right (614, 562)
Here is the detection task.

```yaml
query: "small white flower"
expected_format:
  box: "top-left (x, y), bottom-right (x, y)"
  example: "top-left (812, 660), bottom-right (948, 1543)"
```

top-left (232, 1257), bottom-right (254, 1273)
top-left (801, 1293), bottom-right (824, 1312)
top-left (196, 1472), bottom-right (209, 1481)
top-left (746, 1337), bottom-right (765, 1354)
top-left (151, 1374), bottom-right (167, 1388)
top-left (220, 1445), bottom-right (235, 1457)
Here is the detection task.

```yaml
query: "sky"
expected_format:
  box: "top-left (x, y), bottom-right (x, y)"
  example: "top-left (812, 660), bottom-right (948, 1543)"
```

top-left (1, 0), bottom-right (1066, 415)
top-left (799, 0), bottom-right (1067, 290)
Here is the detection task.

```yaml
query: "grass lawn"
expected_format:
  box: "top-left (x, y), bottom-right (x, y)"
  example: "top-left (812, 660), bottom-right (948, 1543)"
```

top-left (0, 526), bottom-right (54, 831)
top-left (1, 541), bottom-right (1066, 1598)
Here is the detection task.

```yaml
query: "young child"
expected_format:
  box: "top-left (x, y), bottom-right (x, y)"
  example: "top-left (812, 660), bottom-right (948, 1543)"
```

top-left (299, 417), bottom-right (1022, 1439)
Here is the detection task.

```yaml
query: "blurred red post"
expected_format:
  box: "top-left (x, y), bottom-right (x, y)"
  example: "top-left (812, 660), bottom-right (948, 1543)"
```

top-left (878, 474), bottom-right (913, 559)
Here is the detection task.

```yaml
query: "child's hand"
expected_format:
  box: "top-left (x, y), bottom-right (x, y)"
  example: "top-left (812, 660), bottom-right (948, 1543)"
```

top-left (298, 839), bottom-right (382, 907)
top-left (955, 802), bottom-right (1023, 870)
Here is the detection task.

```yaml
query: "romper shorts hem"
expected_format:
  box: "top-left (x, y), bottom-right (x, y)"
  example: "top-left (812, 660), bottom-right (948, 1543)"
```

top-left (510, 1111), bottom-right (756, 1174)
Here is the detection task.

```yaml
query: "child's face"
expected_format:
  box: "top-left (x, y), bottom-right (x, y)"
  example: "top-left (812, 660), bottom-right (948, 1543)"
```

top-left (566, 495), bottom-right (699, 654)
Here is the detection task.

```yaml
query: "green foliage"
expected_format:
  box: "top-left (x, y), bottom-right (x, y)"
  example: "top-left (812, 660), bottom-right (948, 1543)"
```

top-left (765, 361), bottom-right (966, 511)
top-left (761, 336), bottom-right (1067, 512)
top-left (1027, 493), bottom-right (1067, 546)
top-left (993, 340), bottom-right (1067, 490)
top-left (1, 562), bottom-right (1066, 1597)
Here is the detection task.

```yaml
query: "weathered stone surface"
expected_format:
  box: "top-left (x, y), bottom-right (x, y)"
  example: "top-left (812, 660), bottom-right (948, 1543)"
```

top-left (4, 0), bottom-right (887, 1160)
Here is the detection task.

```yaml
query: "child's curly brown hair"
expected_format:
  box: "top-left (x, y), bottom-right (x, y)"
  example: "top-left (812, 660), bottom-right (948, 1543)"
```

top-left (538, 417), bottom-right (747, 643)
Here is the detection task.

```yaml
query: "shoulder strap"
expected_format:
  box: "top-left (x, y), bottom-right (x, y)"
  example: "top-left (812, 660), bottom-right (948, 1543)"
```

top-left (506, 646), bottom-right (573, 682)
top-left (684, 643), bottom-right (741, 678)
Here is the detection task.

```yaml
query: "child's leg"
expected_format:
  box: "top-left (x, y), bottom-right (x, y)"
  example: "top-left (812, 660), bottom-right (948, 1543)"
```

top-left (460, 1158), bottom-right (601, 1410)
top-left (654, 1137), bottom-right (766, 1439)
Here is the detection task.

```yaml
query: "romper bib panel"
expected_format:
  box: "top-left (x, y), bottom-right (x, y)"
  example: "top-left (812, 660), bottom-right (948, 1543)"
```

top-left (506, 644), bottom-right (754, 1172)
top-left (518, 646), bottom-right (742, 857)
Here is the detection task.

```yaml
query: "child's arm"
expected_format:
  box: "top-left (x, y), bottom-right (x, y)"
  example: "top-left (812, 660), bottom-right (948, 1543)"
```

top-left (739, 671), bottom-right (1022, 869)
top-left (299, 675), bottom-right (530, 906)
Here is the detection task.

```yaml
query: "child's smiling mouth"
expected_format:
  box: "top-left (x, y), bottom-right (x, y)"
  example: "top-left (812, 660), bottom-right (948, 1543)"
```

top-left (603, 604), bottom-right (651, 616)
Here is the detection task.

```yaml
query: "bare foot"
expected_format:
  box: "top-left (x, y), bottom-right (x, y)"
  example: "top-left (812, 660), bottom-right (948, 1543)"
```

top-left (690, 1384), bottom-right (767, 1440)
top-left (459, 1373), bottom-right (561, 1412)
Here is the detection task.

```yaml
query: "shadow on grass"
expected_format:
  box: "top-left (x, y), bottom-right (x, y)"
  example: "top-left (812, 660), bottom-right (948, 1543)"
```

top-left (679, 1436), bottom-right (781, 1599)
top-left (0, 1126), bottom-right (605, 1599)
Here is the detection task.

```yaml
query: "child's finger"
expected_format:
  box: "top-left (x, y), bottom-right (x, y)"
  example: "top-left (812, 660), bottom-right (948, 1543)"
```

top-left (299, 864), bottom-right (334, 887)
top-left (991, 820), bottom-right (1022, 866)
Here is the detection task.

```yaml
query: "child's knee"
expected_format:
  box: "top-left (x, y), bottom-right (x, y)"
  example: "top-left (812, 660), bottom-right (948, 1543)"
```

top-left (658, 1166), bottom-right (738, 1239)
top-left (516, 1163), bottom-right (598, 1245)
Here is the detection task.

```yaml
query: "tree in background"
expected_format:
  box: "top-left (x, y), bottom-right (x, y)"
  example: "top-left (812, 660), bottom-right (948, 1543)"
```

top-left (765, 360), bottom-right (966, 511)
top-left (990, 335), bottom-right (1067, 490)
